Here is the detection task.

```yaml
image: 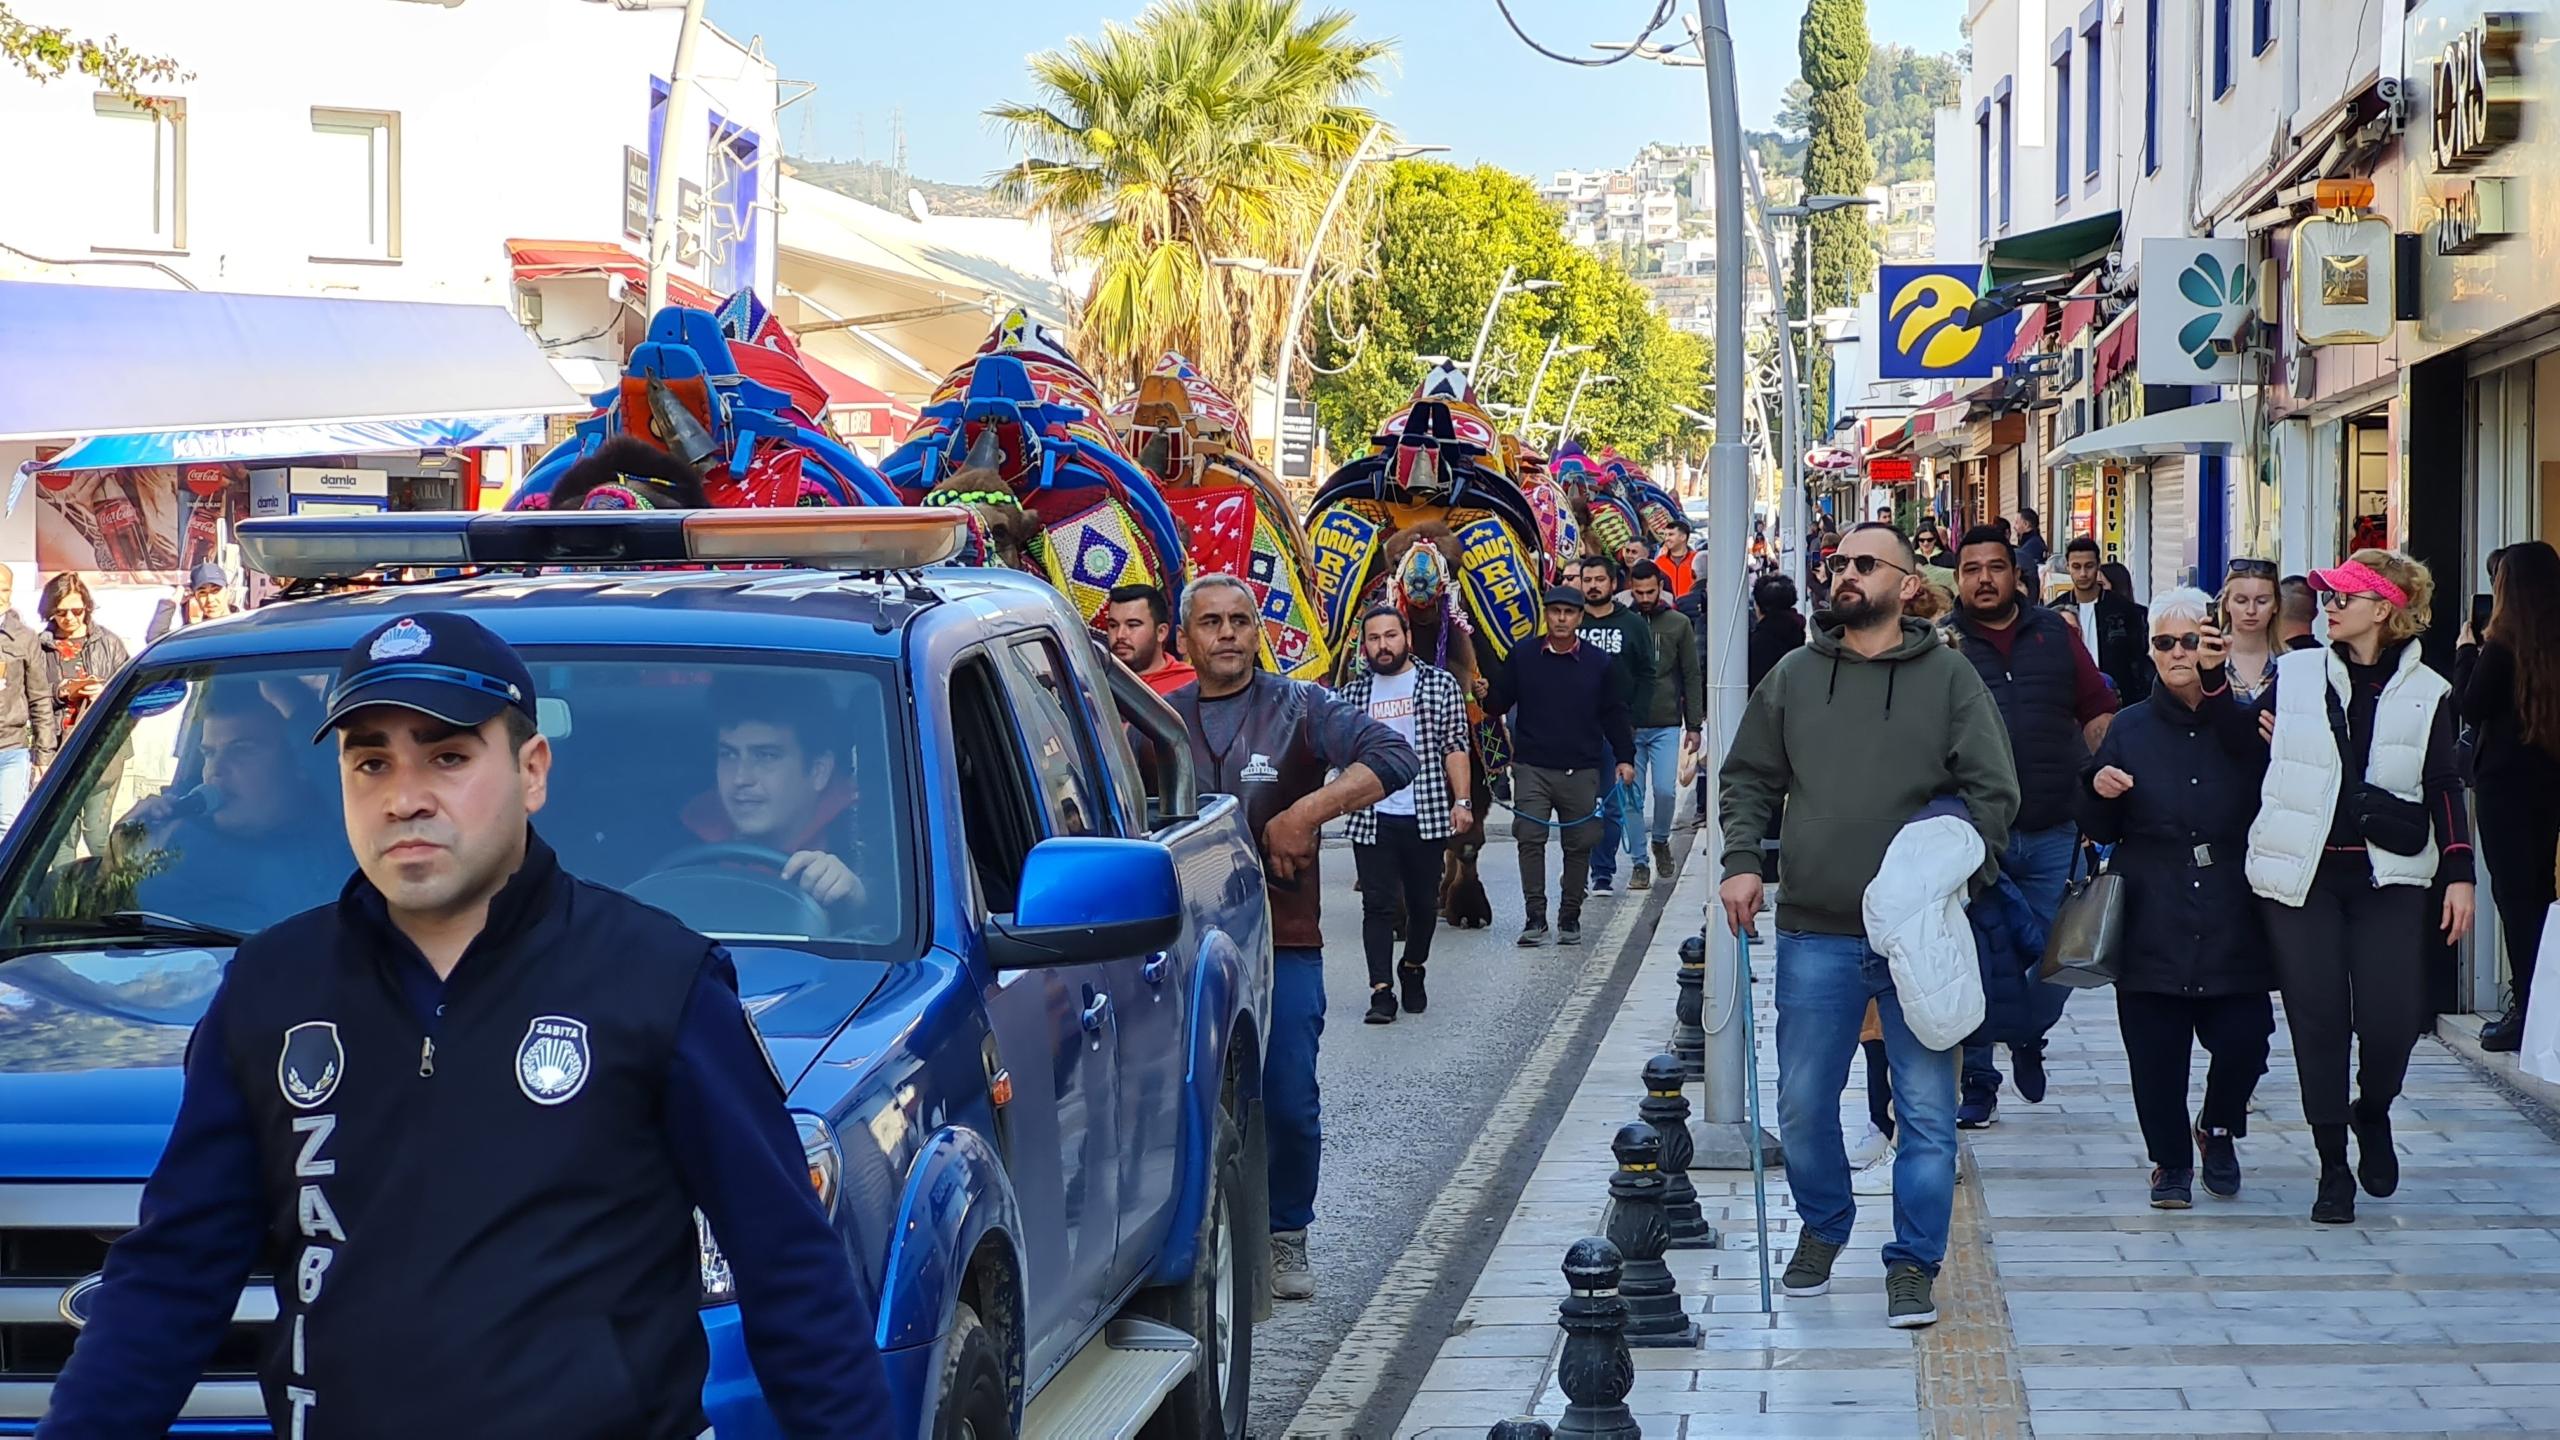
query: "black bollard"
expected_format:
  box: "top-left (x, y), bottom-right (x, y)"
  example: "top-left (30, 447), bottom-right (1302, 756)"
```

top-left (1487, 1420), bottom-right (1557, 1440)
top-left (1552, 1237), bottom-right (1641, 1440)
top-left (1672, 934), bottom-right (1707, 1083)
top-left (1640, 1055), bottom-right (1717, 1250)
top-left (1606, 1122), bottom-right (1701, 1348)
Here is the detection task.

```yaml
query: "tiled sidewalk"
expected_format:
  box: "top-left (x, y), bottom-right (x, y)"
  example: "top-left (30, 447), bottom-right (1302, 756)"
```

top-left (1392, 849), bottom-right (2560, 1439)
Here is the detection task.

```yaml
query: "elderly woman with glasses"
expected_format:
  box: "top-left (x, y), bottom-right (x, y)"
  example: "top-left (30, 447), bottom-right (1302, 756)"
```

top-left (2080, 588), bottom-right (2275, 1209)
top-left (2202, 549), bottom-right (2475, 1226)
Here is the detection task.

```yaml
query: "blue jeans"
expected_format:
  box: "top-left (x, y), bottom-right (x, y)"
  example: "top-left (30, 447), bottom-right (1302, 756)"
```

top-left (1622, 727), bottom-right (1683, 864)
top-left (0, 747), bottom-right (31, 833)
top-left (1775, 929), bottom-right (1959, 1273)
top-left (1268, 947), bottom-right (1326, 1233)
top-left (1592, 795), bottom-right (1623, 885)
top-left (1963, 823), bottom-right (2080, 1098)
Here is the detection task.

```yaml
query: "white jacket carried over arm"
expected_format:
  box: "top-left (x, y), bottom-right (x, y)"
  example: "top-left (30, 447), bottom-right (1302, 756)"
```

top-left (1862, 811), bottom-right (1987, 1052)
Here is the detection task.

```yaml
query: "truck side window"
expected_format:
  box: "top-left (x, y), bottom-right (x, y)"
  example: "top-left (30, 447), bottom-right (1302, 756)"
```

top-left (1001, 636), bottom-right (1110, 839)
top-left (950, 655), bottom-right (1040, 914)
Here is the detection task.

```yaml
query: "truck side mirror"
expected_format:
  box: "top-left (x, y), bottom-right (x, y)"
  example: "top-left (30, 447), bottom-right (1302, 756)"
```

top-left (985, 836), bottom-right (1183, 970)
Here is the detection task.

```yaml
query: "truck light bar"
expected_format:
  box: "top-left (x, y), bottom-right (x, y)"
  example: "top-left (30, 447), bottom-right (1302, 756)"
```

top-left (236, 507), bottom-right (972, 581)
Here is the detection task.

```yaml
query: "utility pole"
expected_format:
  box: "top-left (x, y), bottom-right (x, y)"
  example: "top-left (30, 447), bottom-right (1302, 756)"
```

top-left (643, 0), bottom-right (710, 317)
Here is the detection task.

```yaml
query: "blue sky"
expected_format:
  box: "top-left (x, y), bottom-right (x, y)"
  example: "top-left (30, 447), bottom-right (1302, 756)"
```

top-left (707, 1), bottom-right (1966, 185)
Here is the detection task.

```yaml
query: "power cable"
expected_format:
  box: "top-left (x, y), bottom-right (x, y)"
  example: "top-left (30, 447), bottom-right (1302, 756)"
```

top-left (1488, 0), bottom-right (1679, 67)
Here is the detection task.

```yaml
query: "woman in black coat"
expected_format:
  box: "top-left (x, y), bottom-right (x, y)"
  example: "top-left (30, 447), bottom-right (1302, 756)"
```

top-left (2079, 586), bottom-right (2274, 1210)
top-left (2457, 539), bottom-right (2560, 1051)
top-left (1746, 572), bottom-right (1805, 692)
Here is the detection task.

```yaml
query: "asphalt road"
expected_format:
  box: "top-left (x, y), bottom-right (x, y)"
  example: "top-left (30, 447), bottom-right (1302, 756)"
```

top-left (1243, 813), bottom-right (1691, 1438)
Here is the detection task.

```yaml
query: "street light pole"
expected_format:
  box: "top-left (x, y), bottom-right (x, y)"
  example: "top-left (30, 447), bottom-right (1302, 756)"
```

top-left (1466, 264), bottom-right (1519, 384)
top-left (643, 0), bottom-right (710, 317)
top-left (1521, 337), bottom-right (1591, 435)
top-left (1557, 371), bottom-right (1617, 451)
top-left (1269, 118), bottom-right (1383, 449)
top-left (1745, 151), bottom-right (1807, 579)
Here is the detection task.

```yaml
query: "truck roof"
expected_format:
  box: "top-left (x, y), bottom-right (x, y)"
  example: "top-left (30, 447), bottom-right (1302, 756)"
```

top-left (142, 565), bottom-right (1074, 663)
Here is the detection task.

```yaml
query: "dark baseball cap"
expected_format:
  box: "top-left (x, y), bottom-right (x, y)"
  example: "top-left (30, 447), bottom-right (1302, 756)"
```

top-left (188, 563), bottom-right (228, 590)
top-left (1542, 584), bottom-right (1585, 608)
top-left (314, 612), bottom-right (538, 744)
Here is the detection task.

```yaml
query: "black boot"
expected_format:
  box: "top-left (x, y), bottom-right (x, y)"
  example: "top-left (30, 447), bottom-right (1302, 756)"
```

top-left (1399, 963), bottom-right (1430, 1016)
top-left (2481, 990), bottom-right (2528, 1053)
top-left (2311, 1125), bottom-right (2356, 1224)
top-left (2351, 1098), bottom-right (2399, 1198)
top-left (1363, 984), bottom-right (1397, 1025)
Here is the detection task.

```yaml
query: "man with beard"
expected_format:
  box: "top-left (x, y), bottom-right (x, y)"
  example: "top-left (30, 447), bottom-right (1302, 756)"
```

top-left (1103, 583), bottom-right (1195, 695)
top-left (2054, 536), bottom-right (2152, 701)
top-left (1165, 575), bottom-right (1417, 1302)
top-left (1475, 587), bottom-right (1636, 948)
top-left (1574, 557), bottom-right (1655, 897)
top-left (45, 613), bottom-right (894, 1438)
top-left (1945, 524), bottom-right (2118, 1128)
top-left (1718, 523), bottom-right (2017, 1331)
top-left (1337, 605), bottom-right (1474, 1024)
top-left (1623, 561), bottom-right (1701, 889)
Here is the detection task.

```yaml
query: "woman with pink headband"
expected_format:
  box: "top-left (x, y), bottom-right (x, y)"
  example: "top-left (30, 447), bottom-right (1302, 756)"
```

top-left (2201, 547), bottom-right (2476, 1226)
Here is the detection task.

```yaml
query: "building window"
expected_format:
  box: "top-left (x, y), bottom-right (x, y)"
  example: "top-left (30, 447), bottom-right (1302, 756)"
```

top-left (92, 95), bottom-right (186, 251)
top-left (2054, 52), bottom-right (2073, 201)
top-left (2252, 0), bottom-right (2273, 56)
top-left (1977, 113), bottom-right (1991, 242)
top-left (2144, 0), bottom-right (2161, 175)
top-left (310, 109), bottom-right (401, 260)
top-left (1996, 93), bottom-right (2012, 231)
top-left (2084, 25), bottom-right (2104, 179)
top-left (2213, 0), bottom-right (2234, 97)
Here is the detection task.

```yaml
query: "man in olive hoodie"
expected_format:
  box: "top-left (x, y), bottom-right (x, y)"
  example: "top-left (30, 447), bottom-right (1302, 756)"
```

top-left (0, 564), bottom-right (59, 832)
top-left (1717, 522), bottom-right (2019, 1331)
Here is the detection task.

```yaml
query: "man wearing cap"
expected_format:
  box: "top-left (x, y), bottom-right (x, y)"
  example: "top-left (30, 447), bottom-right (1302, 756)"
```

top-left (116, 684), bottom-right (345, 933)
top-left (43, 611), bottom-right (896, 1439)
top-left (1472, 585), bottom-right (1637, 948)
top-left (146, 562), bottom-right (236, 644)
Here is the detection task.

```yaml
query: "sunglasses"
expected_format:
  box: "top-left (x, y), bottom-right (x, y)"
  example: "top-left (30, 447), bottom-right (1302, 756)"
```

top-left (2150, 633), bottom-right (2203, 653)
top-left (2226, 558), bottom-right (2279, 579)
top-left (1823, 553), bottom-right (1913, 579)
top-left (2319, 590), bottom-right (2376, 611)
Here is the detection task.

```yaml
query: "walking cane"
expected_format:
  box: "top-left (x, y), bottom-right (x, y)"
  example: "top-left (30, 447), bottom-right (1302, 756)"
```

top-left (1739, 929), bottom-right (1774, 1314)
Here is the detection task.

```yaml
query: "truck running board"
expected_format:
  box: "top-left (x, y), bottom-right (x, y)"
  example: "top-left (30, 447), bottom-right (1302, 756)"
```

top-left (1022, 1315), bottom-right (1200, 1440)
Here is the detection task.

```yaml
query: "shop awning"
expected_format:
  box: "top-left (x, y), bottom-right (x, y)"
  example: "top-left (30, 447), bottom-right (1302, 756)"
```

top-left (1979, 210), bottom-right (2123, 290)
top-left (2043, 399), bottom-right (2243, 469)
top-left (0, 281), bottom-right (587, 448)
top-left (38, 414), bottom-right (556, 471)
top-left (802, 353), bottom-right (919, 428)
top-left (508, 240), bottom-right (716, 311)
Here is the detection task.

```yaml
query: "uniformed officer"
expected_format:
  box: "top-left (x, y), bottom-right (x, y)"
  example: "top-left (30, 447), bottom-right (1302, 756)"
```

top-left (42, 612), bottom-right (896, 1439)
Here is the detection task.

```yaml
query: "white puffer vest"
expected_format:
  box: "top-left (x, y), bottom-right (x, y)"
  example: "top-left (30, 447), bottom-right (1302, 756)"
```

top-left (2246, 643), bottom-right (2448, 907)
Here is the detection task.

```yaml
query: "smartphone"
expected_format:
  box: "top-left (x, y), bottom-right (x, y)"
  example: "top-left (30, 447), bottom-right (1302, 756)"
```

top-left (2474, 594), bottom-right (2495, 633)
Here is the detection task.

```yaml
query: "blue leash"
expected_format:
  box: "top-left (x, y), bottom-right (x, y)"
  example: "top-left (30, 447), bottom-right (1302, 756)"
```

top-left (1740, 929), bottom-right (1774, 1315)
top-left (1483, 777), bottom-right (1640, 830)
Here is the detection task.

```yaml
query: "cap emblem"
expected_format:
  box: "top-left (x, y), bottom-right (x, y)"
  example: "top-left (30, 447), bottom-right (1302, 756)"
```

top-left (370, 619), bottom-right (433, 662)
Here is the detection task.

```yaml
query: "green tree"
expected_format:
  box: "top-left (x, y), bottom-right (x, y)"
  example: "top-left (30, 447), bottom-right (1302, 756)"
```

top-left (1306, 161), bottom-right (1709, 461)
top-left (1772, 43), bottom-right (1956, 184)
top-left (989, 0), bottom-right (1392, 385)
top-left (2, 5), bottom-right (185, 104)
top-left (1796, 0), bottom-right (1874, 430)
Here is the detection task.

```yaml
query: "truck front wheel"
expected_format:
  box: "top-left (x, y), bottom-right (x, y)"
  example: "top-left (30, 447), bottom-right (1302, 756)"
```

top-left (1139, 1102), bottom-right (1251, 1440)
top-left (935, 1302), bottom-right (1014, 1440)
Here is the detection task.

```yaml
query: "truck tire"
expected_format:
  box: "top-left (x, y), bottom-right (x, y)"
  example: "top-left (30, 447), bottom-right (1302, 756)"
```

top-left (1139, 1102), bottom-right (1251, 1440)
top-left (936, 1302), bottom-right (1014, 1440)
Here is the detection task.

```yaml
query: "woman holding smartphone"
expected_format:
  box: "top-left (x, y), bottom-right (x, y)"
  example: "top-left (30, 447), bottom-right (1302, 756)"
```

top-left (2203, 549), bottom-right (2475, 1225)
top-left (2457, 540), bottom-right (2560, 1051)
top-left (2219, 558), bottom-right (2283, 704)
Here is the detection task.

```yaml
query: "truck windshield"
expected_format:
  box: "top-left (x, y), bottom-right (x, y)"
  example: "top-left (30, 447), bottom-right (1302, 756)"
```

top-left (0, 651), bottom-right (915, 956)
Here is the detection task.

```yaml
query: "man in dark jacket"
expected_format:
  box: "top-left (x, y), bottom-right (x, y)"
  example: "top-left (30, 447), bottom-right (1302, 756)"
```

top-left (1574, 557), bottom-right (1654, 897)
top-left (2054, 536), bottom-right (2152, 700)
top-left (1476, 585), bottom-right (1635, 948)
top-left (43, 613), bottom-right (895, 1439)
top-left (1947, 525), bottom-right (2119, 1126)
top-left (1718, 522), bottom-right (2020, 1330)
top-left (1169, 574), bottom-right (1418, 1302)
top-left (1624, 561), bottom-right (1700, 889)
top-left (0, 563), bottom-right (59, 832)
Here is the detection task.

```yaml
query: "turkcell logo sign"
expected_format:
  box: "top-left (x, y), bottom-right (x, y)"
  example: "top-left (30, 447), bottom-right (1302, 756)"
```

top-left (1877, 266), bottom-right (2019, 379)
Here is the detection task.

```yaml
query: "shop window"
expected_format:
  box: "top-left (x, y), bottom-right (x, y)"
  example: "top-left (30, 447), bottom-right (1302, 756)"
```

top-left (1976, 112), bottom-right (1992, 243)
top-left (2143, 0), bottom-right (2161, 176)
top-left (2252, 0), bottom-right (2274, 55)
top-left (2054, 50), bottom-right (2072, 201)
top-left (2213, 0), bottom-right (2233, 98)
top-left (2346, 416), bottom-right (2391, 553)
top-left (1996, 91), bottom-right (2013, 231)
top-left (2083, 24), bottom-right (2104, 180)
top-left (310, 109), bottom-right (401, 261)
top-left (93, 95), bottom-right (186, 252)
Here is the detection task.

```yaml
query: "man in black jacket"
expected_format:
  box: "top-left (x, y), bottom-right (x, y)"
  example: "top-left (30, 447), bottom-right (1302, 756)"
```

top-left (43, 613), bottom-right (894, 1439)
top-left (1947, 527), bottom-right (2119, 1129)
top-left (1475, 586), bottom-right (1635, 948)
top-left (2054, 536), bottom-right (2153, 701)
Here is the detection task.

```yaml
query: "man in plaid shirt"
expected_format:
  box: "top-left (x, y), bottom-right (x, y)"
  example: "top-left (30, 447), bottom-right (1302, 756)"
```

top-left (1340, 605), bottom-right (1475, 1024)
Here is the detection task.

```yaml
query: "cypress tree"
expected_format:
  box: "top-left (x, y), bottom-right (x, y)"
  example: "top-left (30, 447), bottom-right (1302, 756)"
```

top-left (1795, 0), bottom-right (1874, 431)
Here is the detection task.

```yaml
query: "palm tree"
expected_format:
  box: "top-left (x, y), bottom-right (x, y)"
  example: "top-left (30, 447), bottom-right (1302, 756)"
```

top-left (989, 0), bottom-right (1393, 387)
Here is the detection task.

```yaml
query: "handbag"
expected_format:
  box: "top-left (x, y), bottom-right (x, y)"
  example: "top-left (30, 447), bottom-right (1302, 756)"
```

top-left (2038, 845), bottom-right (2126, 989)
top-left (2324, 685), bottom-right (2432, 856)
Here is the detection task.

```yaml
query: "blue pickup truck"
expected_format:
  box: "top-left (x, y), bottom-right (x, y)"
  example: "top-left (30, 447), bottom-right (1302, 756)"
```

top-left (0, 508), bottom-right (1272, 1439)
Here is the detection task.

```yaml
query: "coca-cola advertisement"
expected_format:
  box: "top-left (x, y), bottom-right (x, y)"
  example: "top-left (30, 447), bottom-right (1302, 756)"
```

top-left (33, 465), bottom-right (226, 582)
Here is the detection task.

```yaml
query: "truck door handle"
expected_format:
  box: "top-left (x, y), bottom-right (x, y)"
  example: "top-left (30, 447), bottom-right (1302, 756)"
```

top-left (1080, 993), bottom-right (1113, 1033)
top-left (1142, 953), bottom-right (1171, 985)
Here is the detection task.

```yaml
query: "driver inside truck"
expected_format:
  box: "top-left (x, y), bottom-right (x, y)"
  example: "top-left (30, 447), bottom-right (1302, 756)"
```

top-left (676, 676), bottom-right (872, 916)
top-left (116, 684), bottom-right (345, 929)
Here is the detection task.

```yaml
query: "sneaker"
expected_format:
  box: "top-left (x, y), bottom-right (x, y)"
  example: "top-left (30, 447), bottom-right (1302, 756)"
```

top-left (1781, 1232), bottom-right (1843, 1297)
top-left (2481, 1003), bottom-right (2527, 1053)
top-left (1517, 916), bottom-right (1549, 947)
top-left (2012, 1047), bottom-right (2048, 1104)
top-left (1884, 1263), bottom-right (1939, 1328)
top-left (1653, 839), bottom-right (1676, 869)
top-left (1363, 985), bottom-right (1397, 1025)
top-left (1269, 1230), bottom-right (1315, 1300)
top-left (2149, 1166), bottom-right (2195, 1209)
top-left (2312, 1161), bottom-right (2357, 1225)
top-left (1629, 864), bottom-right (1652, 891)
top-left (1957, 1093), bottom-right (1998, 1130)
top-left (1589, 877), bottom-right (1616, 897)
top-left (1846, 1121), bottom-right (1891, 1167)
top-left (1399, 964), bottom-right (1430, 1016)
top-left (1558, 920), bottom-right (1583, 946)
top-left (2196, 1127), bottom-right (2241, 1199)
top-left (2351, 1101), bottom-right (2399, 1198)
top-left (1851, 1137), bottom-right (1896, 1196)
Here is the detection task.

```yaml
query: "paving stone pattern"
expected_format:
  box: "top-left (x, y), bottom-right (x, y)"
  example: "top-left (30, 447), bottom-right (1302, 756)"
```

top-left (1388, 854), bottom-right (2560, 1439)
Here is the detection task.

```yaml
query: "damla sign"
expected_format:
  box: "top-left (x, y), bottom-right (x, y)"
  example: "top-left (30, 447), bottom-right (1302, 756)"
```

top-left (2430, 12), bottom-right (2524, 257)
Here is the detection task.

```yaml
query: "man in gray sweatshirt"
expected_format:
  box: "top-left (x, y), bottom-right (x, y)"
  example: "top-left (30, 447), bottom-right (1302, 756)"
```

top-left (1575, 556), bottom-right (1654, 896)
top-left (1624, 560), bottom-right (1701, 888)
